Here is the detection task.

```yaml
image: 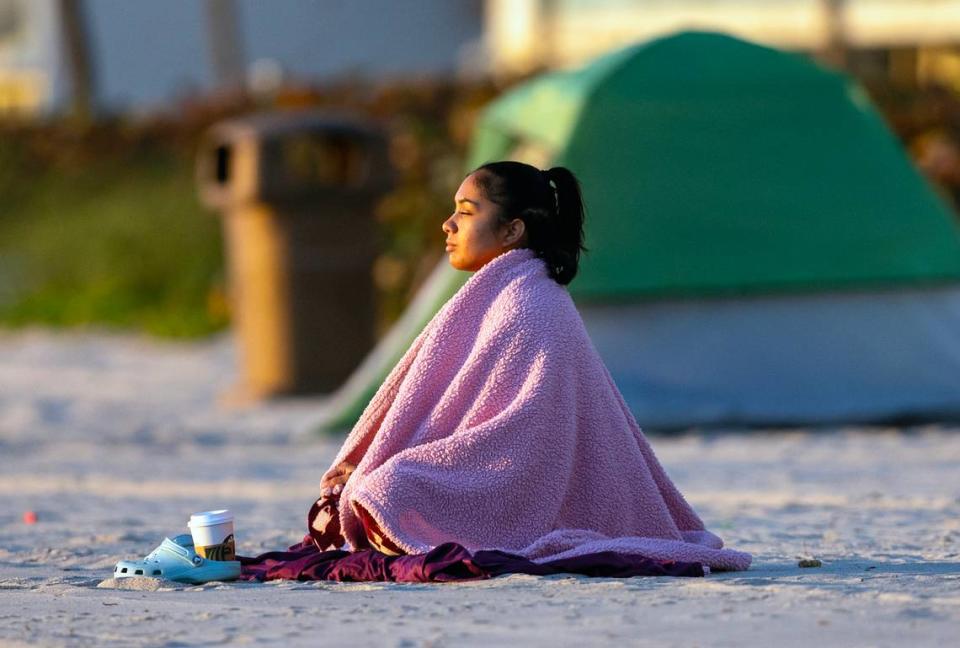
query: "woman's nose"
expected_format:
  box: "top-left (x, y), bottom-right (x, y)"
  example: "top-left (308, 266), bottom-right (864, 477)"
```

top-left (442, 217), bottom-right (455, 234)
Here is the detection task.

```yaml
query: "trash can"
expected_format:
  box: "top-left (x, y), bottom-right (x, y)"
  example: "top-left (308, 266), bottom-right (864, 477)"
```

top-left (196, 110), bottom-right (394, 398)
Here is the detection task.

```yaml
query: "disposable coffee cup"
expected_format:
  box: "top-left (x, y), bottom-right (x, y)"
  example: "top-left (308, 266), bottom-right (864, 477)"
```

top-left (187, 509), bottom-right (235, 561)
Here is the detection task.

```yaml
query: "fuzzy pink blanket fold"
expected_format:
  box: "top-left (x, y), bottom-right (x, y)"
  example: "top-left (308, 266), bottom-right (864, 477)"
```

top-left (330, 247), bottom-right (752, 571)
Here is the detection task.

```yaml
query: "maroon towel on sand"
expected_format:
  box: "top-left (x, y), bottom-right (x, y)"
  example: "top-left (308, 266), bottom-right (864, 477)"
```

top-left (237, 537), bottom-right (705, 583)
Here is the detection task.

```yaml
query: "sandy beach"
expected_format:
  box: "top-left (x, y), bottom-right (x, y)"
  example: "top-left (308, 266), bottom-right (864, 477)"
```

top-left (1, 327), bottom-right (958, 647)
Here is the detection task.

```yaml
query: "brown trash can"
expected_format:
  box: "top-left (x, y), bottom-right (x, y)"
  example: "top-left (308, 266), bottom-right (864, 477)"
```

top-left (196, 111), bottom-right (394, 398)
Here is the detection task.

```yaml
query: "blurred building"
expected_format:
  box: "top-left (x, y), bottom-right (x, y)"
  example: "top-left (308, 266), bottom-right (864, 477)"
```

top-left (6, 0), bottom-right (957, 120)
top-left (0, 0), bottom-right (484, 118)
top-left (485, 0), bottom-right (960, 90)
top-left (0, 0), bottom-right (53, 114)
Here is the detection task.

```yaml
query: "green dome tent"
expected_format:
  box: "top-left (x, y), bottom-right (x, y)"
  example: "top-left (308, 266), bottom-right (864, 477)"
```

top-left (316, 30), bottom-right (960, 431)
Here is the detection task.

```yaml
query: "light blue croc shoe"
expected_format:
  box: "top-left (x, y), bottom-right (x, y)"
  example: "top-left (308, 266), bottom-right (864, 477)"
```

top-left (114, 534), bottom-right (241, 584)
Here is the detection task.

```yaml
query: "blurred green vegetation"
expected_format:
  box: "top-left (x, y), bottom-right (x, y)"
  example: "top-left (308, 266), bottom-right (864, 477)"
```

top-left (0, 128), bottom-right (228, 337)
top-left (0, 77), bottom-right (504, 339)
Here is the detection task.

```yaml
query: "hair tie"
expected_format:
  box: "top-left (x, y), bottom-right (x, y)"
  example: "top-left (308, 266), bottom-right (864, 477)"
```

top-left (541, 168), bottom-right (559, 215)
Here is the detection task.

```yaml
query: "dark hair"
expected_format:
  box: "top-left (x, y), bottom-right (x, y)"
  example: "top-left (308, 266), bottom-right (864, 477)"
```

top-left (471, 160), bottom-right (588, 285)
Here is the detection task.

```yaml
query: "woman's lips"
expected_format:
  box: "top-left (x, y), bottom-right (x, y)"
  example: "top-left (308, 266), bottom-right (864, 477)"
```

top-left (445, 242), bottom-right (455, 251)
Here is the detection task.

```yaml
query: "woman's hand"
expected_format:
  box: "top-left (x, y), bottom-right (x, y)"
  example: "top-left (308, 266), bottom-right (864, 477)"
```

top-left (319, 461), bottom-right (356, 498)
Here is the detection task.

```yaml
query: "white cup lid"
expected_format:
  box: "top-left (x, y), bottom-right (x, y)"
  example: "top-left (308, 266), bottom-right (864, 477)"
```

top-left (188, 509), bottom-right (233, 527)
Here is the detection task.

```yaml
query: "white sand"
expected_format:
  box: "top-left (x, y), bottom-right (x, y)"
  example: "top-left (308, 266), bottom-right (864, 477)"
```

top-left (1, 327), bottom-right (958, 647)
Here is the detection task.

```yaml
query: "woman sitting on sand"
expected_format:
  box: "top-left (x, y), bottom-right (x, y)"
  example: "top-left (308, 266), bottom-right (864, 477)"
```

top-left (311, 161), bottom-right (751, 572)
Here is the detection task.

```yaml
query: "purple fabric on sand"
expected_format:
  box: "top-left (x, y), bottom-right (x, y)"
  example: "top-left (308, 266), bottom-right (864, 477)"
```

top-left (238, 536), bottom-right (705, 583)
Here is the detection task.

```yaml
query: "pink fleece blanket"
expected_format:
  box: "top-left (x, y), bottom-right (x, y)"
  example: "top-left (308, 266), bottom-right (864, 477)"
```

top-left (328, 247), bottom-right (752, 572)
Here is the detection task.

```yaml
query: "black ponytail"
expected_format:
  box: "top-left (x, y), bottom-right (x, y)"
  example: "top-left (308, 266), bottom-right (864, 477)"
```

top-left (471, 160), bottom-right (588, 285)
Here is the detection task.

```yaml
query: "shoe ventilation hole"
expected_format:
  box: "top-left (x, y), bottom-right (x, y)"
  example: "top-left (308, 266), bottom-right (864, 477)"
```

top-left (153, 570), bottom-right (162, 576)
top-left (121, 568), bottom-right (128, 573)
top-left (134, 569), bottom-right (143, 575)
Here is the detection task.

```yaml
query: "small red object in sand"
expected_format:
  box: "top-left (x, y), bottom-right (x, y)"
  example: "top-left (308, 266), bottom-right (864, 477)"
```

top-left (23, 511), bottom-right (37, 524)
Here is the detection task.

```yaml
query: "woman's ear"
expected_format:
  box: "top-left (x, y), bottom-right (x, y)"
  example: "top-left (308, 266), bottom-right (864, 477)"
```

top-left (501, 218), bottom-right (526, 247)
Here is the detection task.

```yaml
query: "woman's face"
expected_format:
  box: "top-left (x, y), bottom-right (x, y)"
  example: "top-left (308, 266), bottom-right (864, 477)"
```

top-left (441, 173), bottom-right (526, 272)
